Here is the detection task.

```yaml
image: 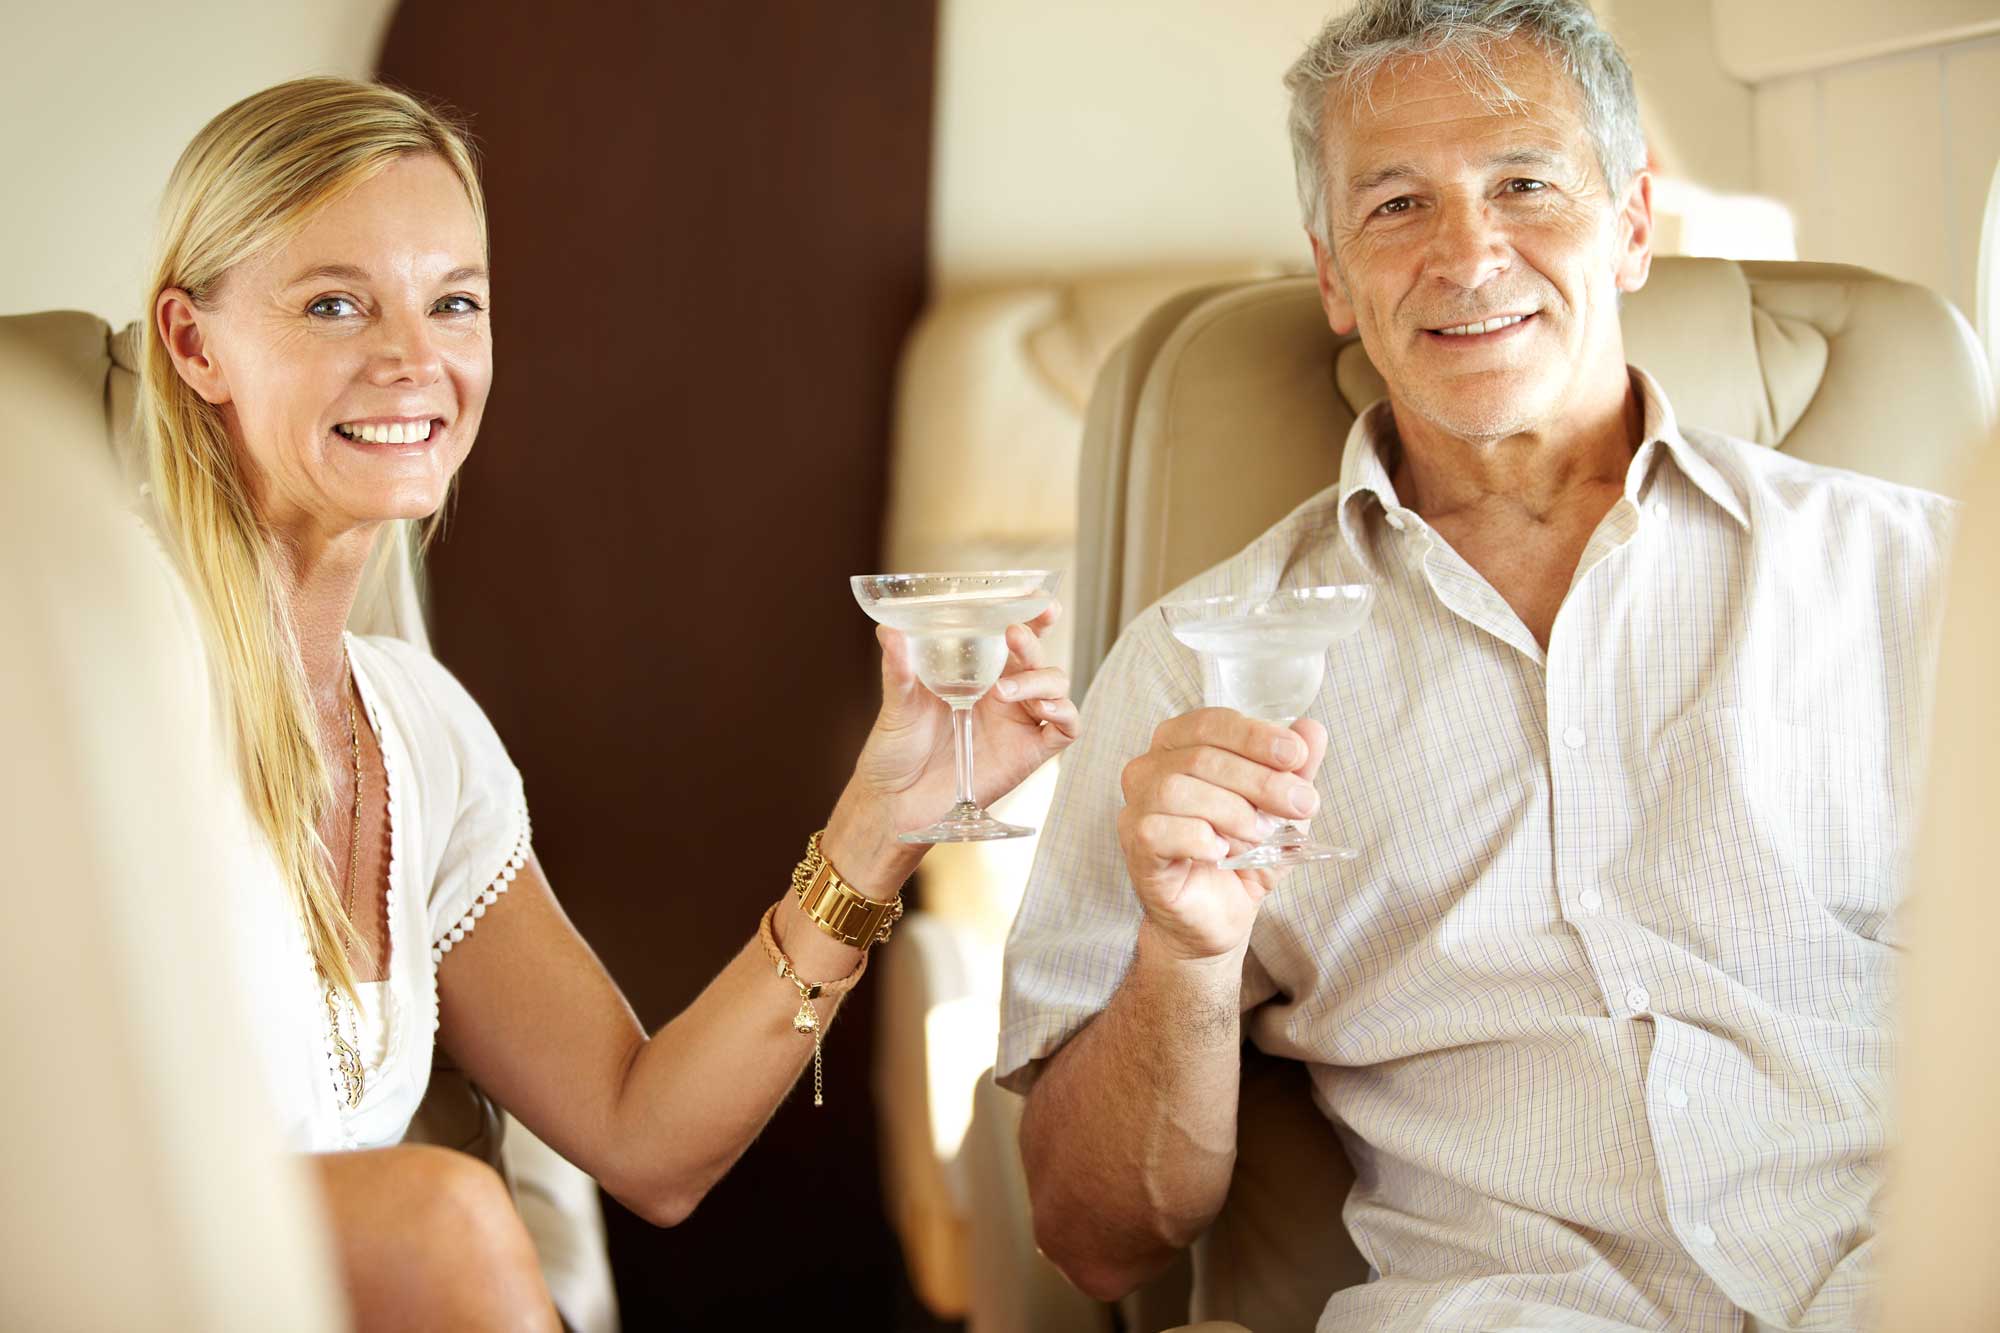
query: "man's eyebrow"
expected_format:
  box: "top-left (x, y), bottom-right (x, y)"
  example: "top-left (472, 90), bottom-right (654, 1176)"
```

top-left (1347, 148), bottom-right (1568, 197)
top-left (1489, 147), bottom-right (1564, 172)
top-left (283, 262), bottom-right (490, 287)
top-left (1348, 163), bottom-right (1419, 196)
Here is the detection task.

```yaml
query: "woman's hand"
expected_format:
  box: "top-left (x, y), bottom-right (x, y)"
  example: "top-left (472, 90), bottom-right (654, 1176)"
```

top-left (825, 603), bottom-right (1079, 893)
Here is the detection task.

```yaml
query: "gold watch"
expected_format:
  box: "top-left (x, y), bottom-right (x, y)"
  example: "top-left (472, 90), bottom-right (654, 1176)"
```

top-left (790, 830), bottom-right (904, 948)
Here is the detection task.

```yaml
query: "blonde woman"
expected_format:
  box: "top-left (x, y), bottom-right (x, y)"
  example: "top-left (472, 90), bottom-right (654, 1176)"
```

top-left (140, 77), bottom-right (1077, 1330)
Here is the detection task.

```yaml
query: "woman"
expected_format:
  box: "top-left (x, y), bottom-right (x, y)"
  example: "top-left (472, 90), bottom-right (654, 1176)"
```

top-left (141, 77), bottom-right (1077, 1329)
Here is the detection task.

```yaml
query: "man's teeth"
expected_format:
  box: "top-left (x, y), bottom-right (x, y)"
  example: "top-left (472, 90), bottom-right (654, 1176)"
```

top-left (336, 420), bottom-right (434, 444)
top-left (1436, 314), bottom-right (1530, 336)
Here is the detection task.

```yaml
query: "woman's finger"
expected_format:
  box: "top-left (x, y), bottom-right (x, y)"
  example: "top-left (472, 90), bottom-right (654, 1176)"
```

top-left (876, 625), bottom-right (920, 701)
top-left (1026, 598), bottom-right (1062, 636)
top-left (1030, 696), bottom-right (1080, 742)
top-left (993, 666), bottom-right (1068, 703)
top-left (1005, 621), bottom-right (1049, 671)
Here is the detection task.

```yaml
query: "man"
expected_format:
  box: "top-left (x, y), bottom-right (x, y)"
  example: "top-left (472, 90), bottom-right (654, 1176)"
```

top-left (998, 2), bottom-right (1953, 1329)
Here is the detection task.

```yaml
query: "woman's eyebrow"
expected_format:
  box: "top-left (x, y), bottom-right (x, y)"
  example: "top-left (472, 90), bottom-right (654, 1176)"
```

top-left (284, 262), bottom-right (373, 287)
top-left (281, 262), bottom-right (490, 286)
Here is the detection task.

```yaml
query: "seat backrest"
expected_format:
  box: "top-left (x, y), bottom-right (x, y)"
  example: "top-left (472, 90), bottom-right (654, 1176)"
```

top-left (1076, 257), bottom-right (1996, 698)
top-left (1073, 258), bottom-right (1995, 1330)
top-left (0, 309), bottom-right (430, 646)
top-left (0, 312), bottom-right (343, 1331)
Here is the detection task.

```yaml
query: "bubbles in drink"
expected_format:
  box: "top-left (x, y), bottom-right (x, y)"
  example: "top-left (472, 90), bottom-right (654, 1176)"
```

top-left (912, 632), bottom-right (1010, 701)
top-left (855, 582), bottom-right (1054, 707)
top-left (1168, 615), bottom-right (1347, 721)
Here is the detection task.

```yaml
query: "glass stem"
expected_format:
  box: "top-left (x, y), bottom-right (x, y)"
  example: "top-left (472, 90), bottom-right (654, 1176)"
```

top-left (952, 702), bottom-right (978, 810)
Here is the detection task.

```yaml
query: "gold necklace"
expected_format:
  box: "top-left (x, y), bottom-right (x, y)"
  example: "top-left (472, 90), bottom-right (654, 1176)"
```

top-left (327, 652), bottom-right (367, 1110)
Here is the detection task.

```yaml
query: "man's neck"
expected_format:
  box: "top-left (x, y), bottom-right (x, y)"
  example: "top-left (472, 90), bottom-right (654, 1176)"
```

top-left (1385, 370), bottom-right (1643, 524)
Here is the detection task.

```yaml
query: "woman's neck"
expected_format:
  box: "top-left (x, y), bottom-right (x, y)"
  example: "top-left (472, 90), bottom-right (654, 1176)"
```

top-left (271, 521), bottom-right (380, 713)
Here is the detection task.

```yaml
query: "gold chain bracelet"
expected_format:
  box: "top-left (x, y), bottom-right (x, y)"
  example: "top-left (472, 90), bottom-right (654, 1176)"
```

top-left (757, 903), bottom-right (868, 1106)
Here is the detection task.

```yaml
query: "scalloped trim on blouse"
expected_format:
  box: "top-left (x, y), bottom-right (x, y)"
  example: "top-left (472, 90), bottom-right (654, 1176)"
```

top-left (430, 797), bottom-right (532, 970)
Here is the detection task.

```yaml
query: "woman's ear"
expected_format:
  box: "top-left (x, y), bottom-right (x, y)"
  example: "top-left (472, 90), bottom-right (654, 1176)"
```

top-left (156, 289), bottom-right (232, 406)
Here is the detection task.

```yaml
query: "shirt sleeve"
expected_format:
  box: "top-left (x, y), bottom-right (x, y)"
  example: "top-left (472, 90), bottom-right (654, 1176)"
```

top-left (385, 643), bottom-right (533, 965)
top-left (995, 609), bottom-right (1201, 1093)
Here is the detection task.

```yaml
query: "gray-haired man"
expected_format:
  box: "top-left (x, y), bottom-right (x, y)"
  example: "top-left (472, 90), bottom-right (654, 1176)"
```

top-left (1000, 2), bottom-right (1950, 1328)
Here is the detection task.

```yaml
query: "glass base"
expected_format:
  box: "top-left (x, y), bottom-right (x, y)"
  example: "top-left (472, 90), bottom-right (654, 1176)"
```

top-left (1218, 839), bottom-right (1358, 871)
top-left (897, 803), bottom-right (1035, 844)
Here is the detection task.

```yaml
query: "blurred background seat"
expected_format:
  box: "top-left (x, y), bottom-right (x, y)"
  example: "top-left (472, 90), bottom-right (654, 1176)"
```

top-left (0, 309), bottom-right (619, 1333)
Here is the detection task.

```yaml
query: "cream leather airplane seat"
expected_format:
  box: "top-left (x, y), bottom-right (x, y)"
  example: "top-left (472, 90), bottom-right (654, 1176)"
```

top-left (0, 310), bottom-right (617, 1333)
top-left (0, 313), bottom-right (344, 1332)
top-left (1065, 257), bottom-right (1993, 1332)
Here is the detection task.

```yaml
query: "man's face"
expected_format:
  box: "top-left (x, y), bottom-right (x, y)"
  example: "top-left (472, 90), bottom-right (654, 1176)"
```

top-left (1310, 38), bottom-right (1652, 443)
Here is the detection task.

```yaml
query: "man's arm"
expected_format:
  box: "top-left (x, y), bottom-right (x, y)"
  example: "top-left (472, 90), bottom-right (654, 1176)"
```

top-left (1017, 709), bottom-right (1327, 1300)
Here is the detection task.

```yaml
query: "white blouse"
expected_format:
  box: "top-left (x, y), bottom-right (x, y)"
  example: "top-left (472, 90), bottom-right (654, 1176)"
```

top-left (258, 629), bottom-right (532, 1152)
top-left (136, 510), bottom-right (530, 1152)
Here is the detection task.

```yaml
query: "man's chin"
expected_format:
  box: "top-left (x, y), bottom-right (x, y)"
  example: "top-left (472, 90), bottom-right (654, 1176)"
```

top-left (1398, 387), bottom-right (1554, 444)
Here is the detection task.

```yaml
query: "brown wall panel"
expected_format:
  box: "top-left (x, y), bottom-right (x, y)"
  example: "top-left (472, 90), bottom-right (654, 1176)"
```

top-left (376, 2), bottom-right (941, 1324)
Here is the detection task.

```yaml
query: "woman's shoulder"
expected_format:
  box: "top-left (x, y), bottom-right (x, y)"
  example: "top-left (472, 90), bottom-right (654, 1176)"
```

top-left (346, 633), bottom-right (518, 782)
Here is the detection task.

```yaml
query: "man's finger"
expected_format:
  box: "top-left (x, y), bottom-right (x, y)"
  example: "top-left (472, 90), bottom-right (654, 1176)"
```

top-left (1153, 707), bottom-right (1308, 770)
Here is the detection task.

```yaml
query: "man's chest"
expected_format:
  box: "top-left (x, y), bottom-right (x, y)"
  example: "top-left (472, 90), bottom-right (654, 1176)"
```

top-left (1248, 548), bottom-right (1915, 1043)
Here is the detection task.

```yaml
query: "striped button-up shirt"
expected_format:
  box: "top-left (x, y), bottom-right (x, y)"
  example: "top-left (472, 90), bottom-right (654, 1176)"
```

top-left (998, 370), bottom-right (1953, 1331)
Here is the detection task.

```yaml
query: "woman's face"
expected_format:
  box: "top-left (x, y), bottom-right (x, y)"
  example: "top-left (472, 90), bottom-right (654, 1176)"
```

top-left (162, 153), bottom-right (492, 543)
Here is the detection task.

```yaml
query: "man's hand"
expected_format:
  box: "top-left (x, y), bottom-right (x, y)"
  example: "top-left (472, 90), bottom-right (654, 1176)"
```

top-left (1116, 708), bottom-right (1329, 961)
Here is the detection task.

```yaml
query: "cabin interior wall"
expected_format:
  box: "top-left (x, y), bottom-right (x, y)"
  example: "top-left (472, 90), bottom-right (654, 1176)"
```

top-left (0, 0), bottom-right (398, 322)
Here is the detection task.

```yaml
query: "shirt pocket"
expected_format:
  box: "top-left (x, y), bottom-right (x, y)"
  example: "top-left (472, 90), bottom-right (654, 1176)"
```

top-left (1643, 708), bottom-right (1894, 948)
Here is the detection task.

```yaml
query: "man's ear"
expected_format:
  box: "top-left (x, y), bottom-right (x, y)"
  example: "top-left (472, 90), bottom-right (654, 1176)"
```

top-left (1612, 169), bottom-right (1655, 295)
top-left (156, 289), bottom-right (232, 406)
top-left (1311, 233), bottom-right (1358, 336)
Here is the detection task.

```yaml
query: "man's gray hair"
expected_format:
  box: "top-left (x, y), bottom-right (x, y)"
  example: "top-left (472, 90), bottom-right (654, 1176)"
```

top-left (1284, 0), bottom-right (1646, 250)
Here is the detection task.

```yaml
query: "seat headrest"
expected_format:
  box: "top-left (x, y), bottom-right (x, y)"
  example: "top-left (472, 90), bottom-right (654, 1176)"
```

top-left (1322, 257), bottom-right (1987, 494)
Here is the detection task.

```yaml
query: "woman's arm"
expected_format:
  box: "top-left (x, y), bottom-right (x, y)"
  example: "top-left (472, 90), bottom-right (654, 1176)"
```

top-left (434, 613), bottom-right (1077, 1225)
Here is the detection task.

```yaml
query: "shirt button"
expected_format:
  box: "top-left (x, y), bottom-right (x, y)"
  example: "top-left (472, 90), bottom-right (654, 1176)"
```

top-left (1386, 513), bottom-right (1406, 532)
top-left (1666, 1086), bottom-right (1690, 1109)
top-left (1624, 985), bottom-right (1651, 1014)
top-left (1690, 1222), bottom-right (1717, 1247)
top-left (1651, 500), bottom-right (1669, 521)
top-left (1578, 889), bottom-right (1603, 914)
top-left (1562, 726), bottom-right (1586, 750)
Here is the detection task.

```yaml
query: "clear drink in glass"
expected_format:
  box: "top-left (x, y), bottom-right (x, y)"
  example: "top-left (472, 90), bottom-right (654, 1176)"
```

top-left (851, 570), bottom-right (1062, 843)
top-left (1161, 585), bottom-right (1374, 870)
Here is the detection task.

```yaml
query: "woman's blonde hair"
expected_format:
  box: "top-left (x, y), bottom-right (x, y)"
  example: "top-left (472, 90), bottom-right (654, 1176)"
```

top-left (139, 77), bottom-right (485, 996)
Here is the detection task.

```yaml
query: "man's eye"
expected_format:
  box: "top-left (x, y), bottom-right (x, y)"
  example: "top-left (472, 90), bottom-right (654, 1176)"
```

top-left (1375, 197), bottom-right (1413, 216)
top-left (306, 296), bottom-right (359, 318)
top-left (433, 294), bottom-right (484, 316)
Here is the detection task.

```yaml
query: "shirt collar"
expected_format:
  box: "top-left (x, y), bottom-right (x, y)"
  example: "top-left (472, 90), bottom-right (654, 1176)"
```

top-left (1626, 367), bottom-right (1749, 529)
top-left (1335, 365), bottom-right (1750, 562)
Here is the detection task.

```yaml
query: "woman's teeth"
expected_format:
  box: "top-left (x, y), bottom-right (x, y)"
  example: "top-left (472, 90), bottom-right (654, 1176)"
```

top-left (1436, 314), bottom-right (1530, 337)
top-left (336, 420), bottom-right (434, 444)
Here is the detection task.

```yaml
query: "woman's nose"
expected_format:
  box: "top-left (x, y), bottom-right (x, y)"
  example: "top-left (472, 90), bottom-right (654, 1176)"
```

top-left (366, 309), bottom-right (444, 385)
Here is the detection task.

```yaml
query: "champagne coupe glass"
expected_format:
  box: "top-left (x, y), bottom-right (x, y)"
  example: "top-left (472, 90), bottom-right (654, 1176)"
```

top-left (1160, 585), bottom-right (1374, 870)
top-left (851, 570), bottom-right (1063, 843)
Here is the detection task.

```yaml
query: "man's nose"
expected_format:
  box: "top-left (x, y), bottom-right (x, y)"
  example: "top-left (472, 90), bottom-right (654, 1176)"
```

top-left (366, 308), bottom-right (444, 386)
top-left (1423, 198), bottom-right (1510, 292)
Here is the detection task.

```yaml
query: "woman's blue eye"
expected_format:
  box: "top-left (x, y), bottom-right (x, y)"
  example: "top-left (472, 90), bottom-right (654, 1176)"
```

top-left (307, 296), bottom-right (358, 318)
top-left (433, 295), bottom-right (483, 315)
